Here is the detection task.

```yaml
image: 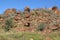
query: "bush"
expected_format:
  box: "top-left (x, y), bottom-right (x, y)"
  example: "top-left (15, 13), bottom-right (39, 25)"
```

top-left (4, 19), bottom-right (14, 31)
top-left (37, 23), bottom-right (46, 31)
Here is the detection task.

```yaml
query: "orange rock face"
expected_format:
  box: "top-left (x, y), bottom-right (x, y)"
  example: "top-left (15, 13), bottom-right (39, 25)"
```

top-left (52, 6), bottom-right (60, 15)
top-left (4, 8), bottom-right (16, 16)
top-left (52, 6), bottom-right (58, 11)
top-left (0, 17), bottom-right (4, 22)
top-left (24, 6), bottom-right (30, 12)
top-left (25, 13), bottom-right (30, 18)
top-left (24, 22), bottom-right (30, 27)
top-left (14, 15), bottom-right (21, 21)
top-left (17, 10), bottom-right (21, 14)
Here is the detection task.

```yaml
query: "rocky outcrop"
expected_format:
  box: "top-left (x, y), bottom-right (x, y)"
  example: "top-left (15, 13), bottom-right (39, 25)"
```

top-left (4, 8), bottom-right (16, 16)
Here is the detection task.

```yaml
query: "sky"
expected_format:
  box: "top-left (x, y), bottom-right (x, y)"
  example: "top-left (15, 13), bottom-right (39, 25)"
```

top-left (0, 0), bottom-right (60, 14)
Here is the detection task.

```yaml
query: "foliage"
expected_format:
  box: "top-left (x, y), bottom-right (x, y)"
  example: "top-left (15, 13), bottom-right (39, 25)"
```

top-left (4, 19), bottom-right (14, 31)
top-left (37, 23), bottom-right (46, 31)
top-left (0, 32), bottom-right (43, 40)
top-left (0, 32), bottom-right (60, 40)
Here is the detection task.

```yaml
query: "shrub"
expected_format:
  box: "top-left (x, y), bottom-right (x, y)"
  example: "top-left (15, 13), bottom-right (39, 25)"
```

top-left (37, 23), bottom-right (46, 31)
top-left (4, 19), bottom-right (14, 31)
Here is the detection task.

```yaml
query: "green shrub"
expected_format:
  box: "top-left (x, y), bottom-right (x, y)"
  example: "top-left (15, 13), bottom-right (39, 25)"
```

top-left (4, 19), bottom-right (14, 31)
top-left (37, 23), bottom-right (46, 31)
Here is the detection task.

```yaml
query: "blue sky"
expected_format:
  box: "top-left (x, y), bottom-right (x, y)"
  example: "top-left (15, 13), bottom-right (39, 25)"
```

top-left (0, 0), bottom-right (60, 14)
